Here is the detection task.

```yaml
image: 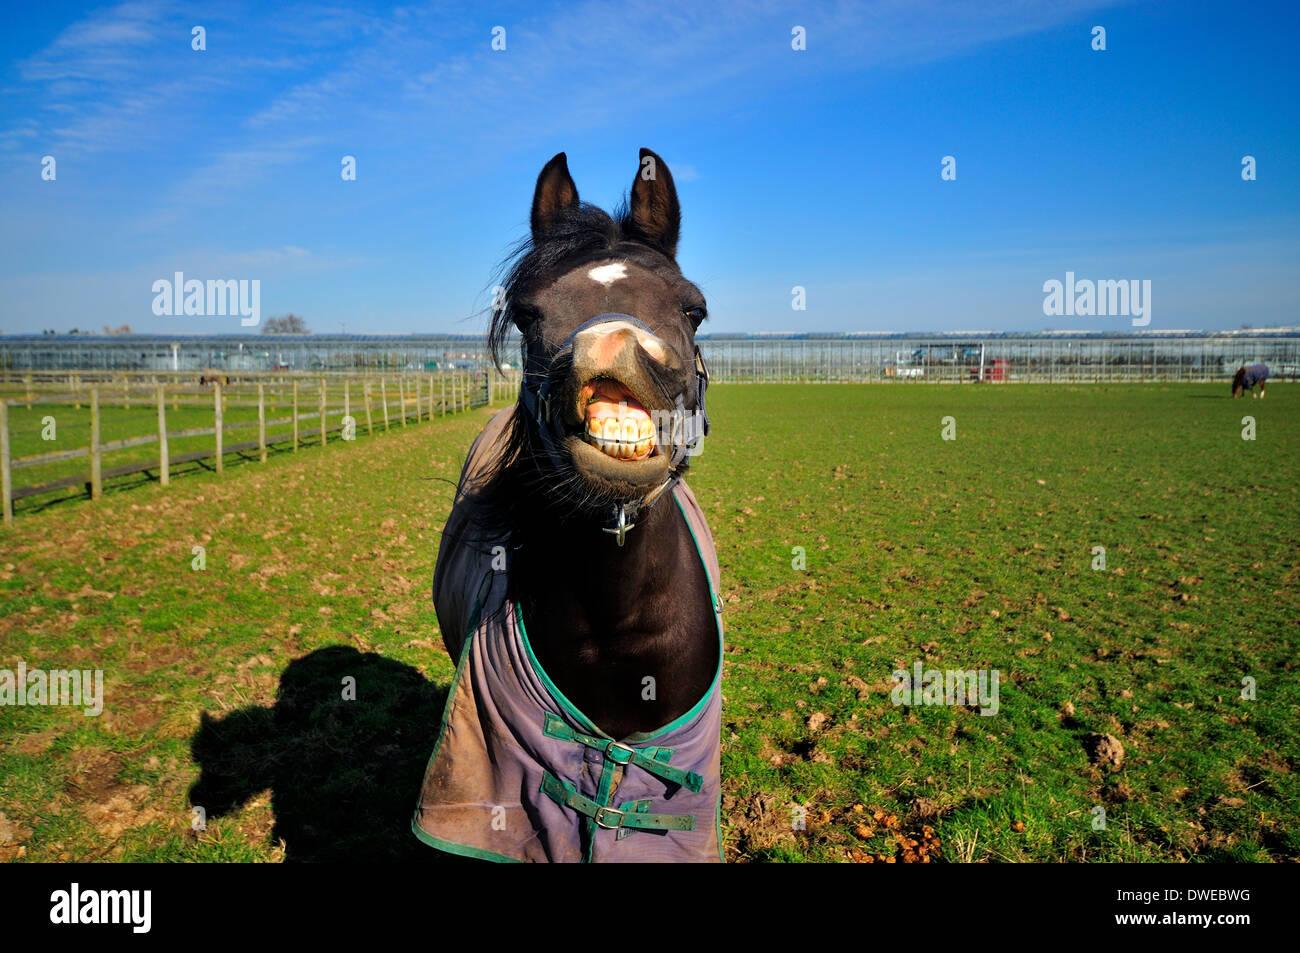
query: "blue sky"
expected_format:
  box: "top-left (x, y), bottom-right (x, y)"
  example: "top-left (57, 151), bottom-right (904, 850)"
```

top-left (1, 0), bottom-right (1297, 336)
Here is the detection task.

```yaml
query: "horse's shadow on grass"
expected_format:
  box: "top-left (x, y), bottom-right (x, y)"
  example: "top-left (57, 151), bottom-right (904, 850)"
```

top-left (189, 645), bottom-right (464, 862)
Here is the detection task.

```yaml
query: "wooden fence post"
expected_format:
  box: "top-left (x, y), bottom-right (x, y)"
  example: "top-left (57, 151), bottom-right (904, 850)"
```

top-left (381, 378), bottom-right (390, 431)
top-left (441, 377), bottom-right (447, 417)
top-left (90, 388), bottom-right (102, 499)
top-left (0, 399), bottom-right (11, 524)
top-left (258, 382), bottom-right (267, 463)
top-left (399, 378), bottom-right (407, 427)
top-left (364, 380), bottom-right (374, 437)
top-left (292, 380), bottom-right (299, 451)
top-left (157, 384), bottom-right (169, 487)
top-left (24, 374), bottom-right (32, 410)
top-left (319, 379), bottom-right (327, 448)
top-left (344, 379), bottom-right (351, 425)
top-left (213, 382), bottom-right (224, 474)
top-left (428, 375), bottom-right (435, 420)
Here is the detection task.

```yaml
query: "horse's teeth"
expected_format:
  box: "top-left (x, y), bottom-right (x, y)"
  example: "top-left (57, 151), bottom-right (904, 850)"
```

top-left (584, 413), bottom-right (657, 460)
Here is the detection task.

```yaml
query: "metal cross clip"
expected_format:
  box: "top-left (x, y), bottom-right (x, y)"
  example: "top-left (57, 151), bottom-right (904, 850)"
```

top-left (602, 505), bottom-right (635, 547)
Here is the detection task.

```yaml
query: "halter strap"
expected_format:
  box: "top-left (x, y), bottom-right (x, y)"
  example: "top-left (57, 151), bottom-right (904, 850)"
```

top-left (517, 312), bottom-right (710, 544)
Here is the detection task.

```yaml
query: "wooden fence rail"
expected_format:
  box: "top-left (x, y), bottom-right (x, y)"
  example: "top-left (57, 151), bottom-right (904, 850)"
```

top-left (0, 369), bottom-right (513, 523)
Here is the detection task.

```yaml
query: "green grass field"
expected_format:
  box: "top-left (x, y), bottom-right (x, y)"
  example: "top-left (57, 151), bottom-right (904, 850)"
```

top-left (1, 383), bottom-right (1296, 862)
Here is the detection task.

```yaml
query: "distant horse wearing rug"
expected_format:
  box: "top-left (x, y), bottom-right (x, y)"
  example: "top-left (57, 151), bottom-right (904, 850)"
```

top-left (1232, 363), bottom-right (1269, 398)
top-left (414, 149), bottom-right (722, 862)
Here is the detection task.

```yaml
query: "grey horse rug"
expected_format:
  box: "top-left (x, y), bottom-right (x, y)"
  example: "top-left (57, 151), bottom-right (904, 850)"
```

top-left (413, 407), bottom-right (724, 863)
top-left (1243, 363), bottom-right (1269, 389)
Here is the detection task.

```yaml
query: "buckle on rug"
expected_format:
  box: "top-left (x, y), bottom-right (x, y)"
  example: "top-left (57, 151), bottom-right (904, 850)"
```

top-left (603, 739), bottom-right (636, 765)
top-left (593, 805), bottom-right (625, 829)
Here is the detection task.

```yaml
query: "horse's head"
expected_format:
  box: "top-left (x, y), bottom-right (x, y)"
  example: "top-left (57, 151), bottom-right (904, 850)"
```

top-left (1232, 365), bottom-right (1246, 398)
top-left (489, 149), bottom-right (709, 533)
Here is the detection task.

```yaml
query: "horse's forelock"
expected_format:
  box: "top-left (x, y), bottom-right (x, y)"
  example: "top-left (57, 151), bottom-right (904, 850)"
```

top-left (488, 202), bottom-right (630, 369)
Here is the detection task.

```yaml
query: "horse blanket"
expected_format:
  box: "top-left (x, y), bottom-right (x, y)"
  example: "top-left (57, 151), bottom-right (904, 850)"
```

top-left (413, 407), bottom-right (724, 863)
top-left (1242, 363), bottom-right (1269, 389)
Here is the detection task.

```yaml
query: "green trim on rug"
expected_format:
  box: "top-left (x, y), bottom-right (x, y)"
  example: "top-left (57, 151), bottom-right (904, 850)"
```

top-left (411, 815), bottom-right (523, 864)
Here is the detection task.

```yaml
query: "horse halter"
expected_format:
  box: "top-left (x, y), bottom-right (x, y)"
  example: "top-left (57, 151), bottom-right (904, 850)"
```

top-left (518, 312), bottom-right (710, 546)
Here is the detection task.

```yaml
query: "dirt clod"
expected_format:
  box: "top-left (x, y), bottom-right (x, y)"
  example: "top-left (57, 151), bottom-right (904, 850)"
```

top-left (1084, 733), bottom-right (1125, 771)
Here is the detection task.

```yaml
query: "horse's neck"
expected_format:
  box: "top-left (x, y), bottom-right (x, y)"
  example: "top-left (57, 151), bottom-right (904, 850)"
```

top-left (513, 492), bottom-right (716, 736)
top-left (516, 497), bottom-right (684, 632)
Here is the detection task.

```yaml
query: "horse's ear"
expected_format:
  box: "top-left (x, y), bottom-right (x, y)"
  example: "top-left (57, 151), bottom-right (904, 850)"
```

top-left (531, 152), bottom-right (580, 238)
top-left (628, 147), bottom-right (680, 259)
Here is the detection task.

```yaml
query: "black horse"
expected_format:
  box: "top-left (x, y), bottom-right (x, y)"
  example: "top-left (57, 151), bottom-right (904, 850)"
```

top-left (413, 149), bottom-right (724, 862)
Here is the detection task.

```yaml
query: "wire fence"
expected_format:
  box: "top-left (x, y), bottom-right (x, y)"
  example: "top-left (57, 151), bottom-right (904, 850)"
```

top-left (4, 332), bottom-right (1296, 383)
top-left (696, 336), bottom-right (1300, 383)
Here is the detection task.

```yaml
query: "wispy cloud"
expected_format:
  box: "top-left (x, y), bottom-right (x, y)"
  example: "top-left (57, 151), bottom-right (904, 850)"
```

top-left (17, 0), bottom-right (162, 85)
top-left (9, 0), bottom-right (1287, 337)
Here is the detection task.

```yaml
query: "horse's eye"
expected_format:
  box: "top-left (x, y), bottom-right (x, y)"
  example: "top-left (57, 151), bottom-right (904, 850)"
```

top-left (683, 306), bottom-right (706, 326)
top-left (513, 305), bottom-right (543, 328)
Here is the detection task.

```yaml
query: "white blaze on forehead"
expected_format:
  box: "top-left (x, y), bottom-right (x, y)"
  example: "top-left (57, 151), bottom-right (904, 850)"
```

top-left (587, 262), bottom-right (629, 286)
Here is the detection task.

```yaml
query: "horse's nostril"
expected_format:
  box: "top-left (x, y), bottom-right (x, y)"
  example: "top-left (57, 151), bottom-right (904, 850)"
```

top-left (590, 330), bottom-right (636, 365)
